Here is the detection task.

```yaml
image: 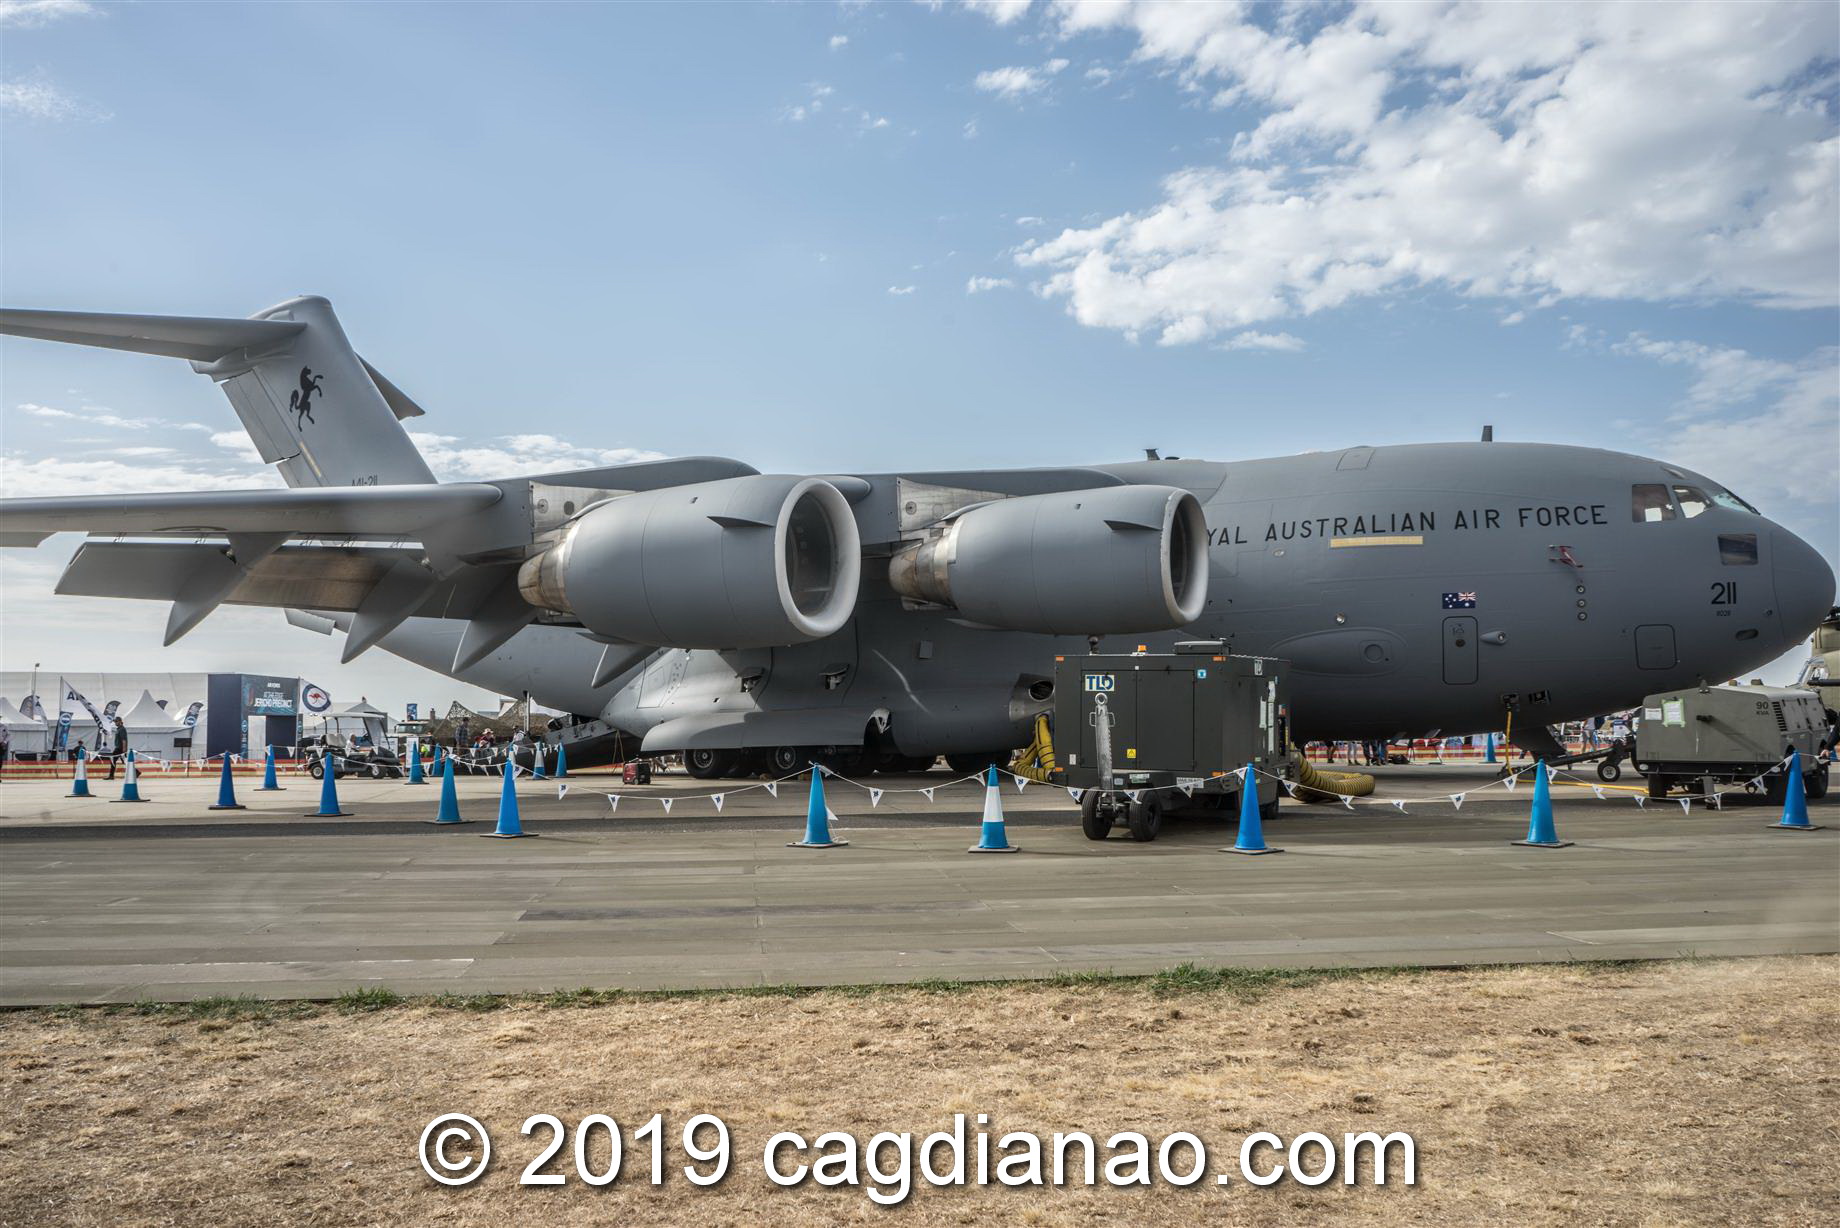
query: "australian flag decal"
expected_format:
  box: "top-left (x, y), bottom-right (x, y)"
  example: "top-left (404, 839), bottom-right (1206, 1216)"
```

top-left (1442, 591), bottom-right (1478, 609)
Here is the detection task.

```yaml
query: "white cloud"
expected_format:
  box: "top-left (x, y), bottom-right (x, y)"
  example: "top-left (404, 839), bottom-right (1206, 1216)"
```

top-left (966, 276), bottom-right (1015, 294)
top-left (17, 403), bottom-right (147, 431)
top-left (1588, 332), bottom-right (1838, 555)
top-left (962, 118), bottom-right (979, 139)
top-left (0, 454), bottom-right (279, 498)
top-left (1216, 330), bottom-right (1305, 352)
top-left (405, 433), bottom-right (665, 482)
top-left (0, 0), bottom-right (96, 28)
top-left (974, 58), bottom-right (1070, 100)
top-left (886, 285), bottom-right (917, 296)
top-left (0, 75), bottom-right (106, 121)
top-left (961, 0), bottom-right (1032, 25)
top-left (1010, 2), bottom-right (1839, 346)
top-left (829, 34), bottom-right (849, 50)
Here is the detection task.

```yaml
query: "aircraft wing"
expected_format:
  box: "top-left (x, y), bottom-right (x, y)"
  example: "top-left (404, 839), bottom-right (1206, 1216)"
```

top-left (0, 484), bottom-right (503, 547)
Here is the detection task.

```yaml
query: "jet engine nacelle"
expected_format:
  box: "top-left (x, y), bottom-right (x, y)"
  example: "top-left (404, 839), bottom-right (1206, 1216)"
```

top-left (518, 475), bottom-right (862, 648)
top-left (887, 484), bottom-right (1209, 633)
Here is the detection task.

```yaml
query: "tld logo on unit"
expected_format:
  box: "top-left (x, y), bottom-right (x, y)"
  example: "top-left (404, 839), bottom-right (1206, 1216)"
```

top-left (1083, 674), bottom-right (1115, 693)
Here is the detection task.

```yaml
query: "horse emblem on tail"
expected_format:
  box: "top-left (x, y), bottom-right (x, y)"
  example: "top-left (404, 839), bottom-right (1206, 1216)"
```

top-left (288, 367), bottom-right (324, 429)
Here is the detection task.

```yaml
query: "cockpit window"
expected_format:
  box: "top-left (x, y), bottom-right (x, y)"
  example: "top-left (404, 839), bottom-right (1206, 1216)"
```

top-left (1711, 490), bottom-right (1758, 514)
top-left (1719, 533), bottom-right (1758, 565)
top-left (1631, 484), bottom-right (1675, 523)
top-left (1671, 485), bottom-right (1710, 518)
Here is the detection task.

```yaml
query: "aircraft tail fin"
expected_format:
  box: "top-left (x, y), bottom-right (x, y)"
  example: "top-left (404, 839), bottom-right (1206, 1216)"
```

top-left (0, 296), bottom-right (435, 488)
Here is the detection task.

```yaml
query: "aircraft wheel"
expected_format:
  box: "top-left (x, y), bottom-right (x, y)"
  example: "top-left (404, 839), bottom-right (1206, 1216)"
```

top-left (762, 746), bottom-right (802, 776)
top-left (685, 748), bottom-right (741, 779)
top-left (1125, 797), bottom-right (1163, 842)
top-left (1806, 764), bottom-right (1830, 801)
top-left (1646, 773), bottom-right (1671, 799)
top-left (1080, 791), bottom-right (1113, 840)
top-left (1596, 760), bottom-right (1622, 783)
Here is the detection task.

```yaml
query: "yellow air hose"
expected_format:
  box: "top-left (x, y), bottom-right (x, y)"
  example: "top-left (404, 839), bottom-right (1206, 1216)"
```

top-left (1289, 748), bottom-right (1377, 801)
top-left (1014, 713), bottom-right (1057, 782)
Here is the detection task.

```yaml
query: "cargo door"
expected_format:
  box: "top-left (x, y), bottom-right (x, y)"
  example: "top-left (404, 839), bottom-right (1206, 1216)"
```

top-left (1441, 616), bottom-right (1478, 685)
top-left (1635, 624), bottom-right (1676, 670)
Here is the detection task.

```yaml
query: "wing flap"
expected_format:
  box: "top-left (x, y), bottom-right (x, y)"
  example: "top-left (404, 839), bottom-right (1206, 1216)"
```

top-left (58, 542), bottom-right (425, 611)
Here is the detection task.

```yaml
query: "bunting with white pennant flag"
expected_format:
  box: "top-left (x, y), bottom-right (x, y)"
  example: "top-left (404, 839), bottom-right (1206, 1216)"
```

top-left (1283, 780), bottom-right (1298, 797)
top-left (660, 797), bottom-right (673, 813)
top-left (1341, 795), bottom-right (1355, 810)
top-left (557, 782), bottom-right (569, 800)
top-left (1068, 788), bottom-right (1085, 804)
top-left (1679, 798), bottom-right (1691, 814)
top-left (606, 794), bottom-right (620, 813)
top-left (711, 793), bottom-right (724, 811)
top-left (1390, 799), bottom-right (1407, 812)
top-left (1592, 786), bottom-right (1606, 800)
top-left (868, 788), bottom-right (883, 807)
top-left (1124, 790), bottom-right (1141, 803)
top-left (1503, 774), bottom-right (1518, 792)
top-left (1015, 776), bottom-right (1029, 792)
top-left (1634, 795), bottom-right (1647, 809)
top-left (764, 781), bottom-right (778, 798)
top-left (921, 788), bottom-right (935, 803)
top-left (1450, 794), bottom-right (1465, 810)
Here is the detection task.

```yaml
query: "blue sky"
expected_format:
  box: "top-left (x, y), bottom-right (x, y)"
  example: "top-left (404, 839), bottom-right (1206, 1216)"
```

top-left (2, 0), bottom-right (1836, 711)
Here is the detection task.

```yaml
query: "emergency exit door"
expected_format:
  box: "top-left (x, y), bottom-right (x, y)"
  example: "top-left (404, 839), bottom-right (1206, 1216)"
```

top-left (1442, 616), bottom-right (1478, 684)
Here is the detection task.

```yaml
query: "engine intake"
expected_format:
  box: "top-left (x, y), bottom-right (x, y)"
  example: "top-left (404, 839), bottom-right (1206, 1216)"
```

top-left (888, 485), bottom-right (1208, 633)
top-left (519, 475), bottom-right (861, 648)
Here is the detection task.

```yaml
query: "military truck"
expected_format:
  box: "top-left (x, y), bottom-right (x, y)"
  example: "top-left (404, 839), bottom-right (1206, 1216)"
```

top-left (1633, 685), bottom-right (1831, 801)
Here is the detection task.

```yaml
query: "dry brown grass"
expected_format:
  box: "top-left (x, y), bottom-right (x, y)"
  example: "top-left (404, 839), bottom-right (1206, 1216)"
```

top-left (2, 958), bottom-right (1836, 1226)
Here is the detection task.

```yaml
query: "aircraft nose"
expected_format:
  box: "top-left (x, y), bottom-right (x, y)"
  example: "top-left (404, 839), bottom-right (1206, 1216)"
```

top-left (1772, 526), bottom-right (1837, 648)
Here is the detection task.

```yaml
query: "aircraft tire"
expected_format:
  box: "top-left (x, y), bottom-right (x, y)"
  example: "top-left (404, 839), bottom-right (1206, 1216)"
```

top-left (1125, 798), bottom-right (1162, 842)
top-left (1646, 773), bottom-right (1671, 799)
top-left (1596, 760), bottom-right (1622, 783)
top-left (685, 748), bottom-right (742, 779)
top-left (764, 746), bottom-right (802, 776)
top-left (1080, 791), bottom-right (1112, 840)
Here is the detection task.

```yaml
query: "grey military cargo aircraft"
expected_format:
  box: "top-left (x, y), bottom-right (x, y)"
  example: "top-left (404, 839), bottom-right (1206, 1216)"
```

top-left (2, 296), bottom-right (1833, 774)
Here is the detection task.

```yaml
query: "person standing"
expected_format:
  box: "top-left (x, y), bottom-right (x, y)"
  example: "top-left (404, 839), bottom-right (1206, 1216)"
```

top-left (104, 716), bottom-right (128, 779)
top-left (0, 722), bottom-right (10, 782)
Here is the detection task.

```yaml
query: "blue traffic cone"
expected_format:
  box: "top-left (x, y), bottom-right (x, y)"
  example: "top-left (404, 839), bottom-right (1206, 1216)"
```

top-left (531, 744), bottom-right (546, 780)
top-left (969, 764), bottom-right (1019, 852)
top-left (307, 755), bottom-right (352, 817)
top-left (110, 749), bottom-right (147, 803)
top-left (480, 760), bottom-right (534, 837)
top-left (407, 741), bottom-right (426, 784)
top-left (431, 754), bottom-right (467, 824)
top-left (1484, 733), bottom-right (1498, 764)
top-left (789, 765), bottom-right (847, 848)
top-left (1226, 762), bottom-right (1281, 854)
top-left (67, 746), bottom-right (93, 798)
top-left (1513, 760), bottom-right (1572, 847)
top-left (1769, 751), bottom-right (1824, 831)
top-left (209, 752), bottom-right (246, 811)
top-left (554, 742), bottom-right (568, 779)
top-left (257, 745), bottom-right (283, 791)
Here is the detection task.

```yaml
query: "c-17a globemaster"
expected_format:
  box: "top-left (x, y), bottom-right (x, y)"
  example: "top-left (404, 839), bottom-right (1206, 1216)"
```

top-left (2, 296), bottom-right (1832, 775)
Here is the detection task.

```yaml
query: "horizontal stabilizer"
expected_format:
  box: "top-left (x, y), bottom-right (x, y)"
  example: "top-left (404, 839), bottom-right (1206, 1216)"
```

top-left (0, 308), bottom-right (303, 363)
top-left (0, 483), bottom-right (500, 541)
